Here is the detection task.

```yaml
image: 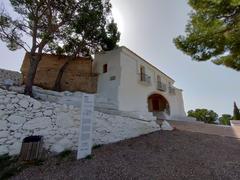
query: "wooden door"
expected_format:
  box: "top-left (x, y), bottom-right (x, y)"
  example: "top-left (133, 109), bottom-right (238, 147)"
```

top-left (152, 99), bottom-right (160, 111)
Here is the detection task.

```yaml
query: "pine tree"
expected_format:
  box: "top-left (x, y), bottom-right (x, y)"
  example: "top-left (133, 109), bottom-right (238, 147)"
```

top-left (174, 0), bottom-right (240, 71)
top-left (0, 0), bottom-right (120, 95)
top-left (233, 102), bottom-right (240, 120)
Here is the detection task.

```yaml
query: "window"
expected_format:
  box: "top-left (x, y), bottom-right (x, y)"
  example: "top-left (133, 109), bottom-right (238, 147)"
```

top-left (103, 64), bottom-right (108, 73)
top-left (140, 66), bottom-right (145, 81)
top-left (157, 75), bottom-right (161, 82)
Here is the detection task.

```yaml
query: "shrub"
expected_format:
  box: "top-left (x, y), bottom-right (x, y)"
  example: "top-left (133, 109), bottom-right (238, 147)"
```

top-left (233, 102), bottom-right (240, 120)
top-left (219, 114), bottom-right (232, 125)
top-left (188, 109), bottom-right (218, 124)
top-left (0, 154), bottom-right (24, 180)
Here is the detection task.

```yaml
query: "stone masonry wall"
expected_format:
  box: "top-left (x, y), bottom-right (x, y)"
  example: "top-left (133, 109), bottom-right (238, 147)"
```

top-left (0, 89), bottom-right (81, 155)
top-left (21, 53), bottom-right (97, 93)
top-left (0, 69), bottom-right (22, 87)
top-left (93, 111), bottom-right (160, 145)
top-left (0, 88), bottom-right (160, 156)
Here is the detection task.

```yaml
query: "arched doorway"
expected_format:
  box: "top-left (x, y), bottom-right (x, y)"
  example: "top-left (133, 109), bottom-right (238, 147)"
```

top-left (148, 94), bottom-right (170, 115)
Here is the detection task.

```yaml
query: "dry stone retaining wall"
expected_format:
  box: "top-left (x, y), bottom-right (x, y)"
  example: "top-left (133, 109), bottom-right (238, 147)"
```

top-left (0, 88), bottom-right (160, 156)
top-left (0, 69), bottom-right (22, 87)
top-left (93, 111), bottom-right (160, 145)
top-left (0, 89), bottom-right (81, 155)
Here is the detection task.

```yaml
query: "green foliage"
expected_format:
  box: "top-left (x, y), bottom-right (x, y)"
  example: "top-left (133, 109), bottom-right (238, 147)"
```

top-left (92, 144), bottom-right (103, 149)
top-left (48, 0), bottom-right (120, 57)
top-left (0, 154), bottom-right (24, 180)
top-left (0, 0), bottom-right (120, 95)
top-left (85, 155), bottom-right (93, 160)
top-left (0, 153), bottom-right (47, 179)
top-left (5, 0), bottom-right (120, 62)
top-left (0, 0), bottom-right (78, 52)
top-left (219, 114), bottom-right (232, 125)
top-left (0, 10), bottom-right (24, 51)
top-left (174, 0), bottom-right (240, 71)
top-left (57, 150), bottom-right (72, 160)
top-left (233, 102), bottom-right (240, 120)
top-left (188, 108), bottom-right (218, 124)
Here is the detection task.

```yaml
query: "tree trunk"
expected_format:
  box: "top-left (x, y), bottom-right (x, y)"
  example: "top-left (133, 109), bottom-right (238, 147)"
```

top-left (24, 54), bottom-right (41, 96)
top-left (53, 60), bottom-right (71, 91)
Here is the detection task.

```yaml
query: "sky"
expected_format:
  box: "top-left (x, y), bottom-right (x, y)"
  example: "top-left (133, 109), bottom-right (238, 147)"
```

top-left (0, 0), bottom-right (240, 116)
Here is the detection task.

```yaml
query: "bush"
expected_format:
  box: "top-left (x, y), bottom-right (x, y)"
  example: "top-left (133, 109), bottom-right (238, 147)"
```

top-left (0, 154), bottom-right (24, 180)
top-left (188, 109), bottom-right (218, 124)
top-left (233, 102), bottom-right (240, 120)
top-left (219, 114), bottom-right (232, 125)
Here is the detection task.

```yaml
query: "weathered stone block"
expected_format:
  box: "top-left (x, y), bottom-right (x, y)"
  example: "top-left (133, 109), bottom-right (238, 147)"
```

top-left (51, 138), bottom-right (72, 153)
top-left (18, 99), bottom-right (29, 108)
top-left (43, 110), bottom-right (52, 116)
top-left (0, 120), bottom-right (8, 130)
top-left (32, 100), bottom-right (42, 109)
top-left (0, 105), bottom-right (5, 110)
top-left (0, 131), bottom-right (8, 138)
top-left (0, 146), bottom-right (8, 154)
top-left (11, 97), bottom-right (19, 104)
top-left (23, 117), bottom-right (51, 130)
top-left (56, 113), bottom-right (75, 128)
top-left (8, 115), bottom-right (26, 125)
top-left (8, 142), bottom-right (22, 155)
top-left (0, 110), bottom-right (6, 118)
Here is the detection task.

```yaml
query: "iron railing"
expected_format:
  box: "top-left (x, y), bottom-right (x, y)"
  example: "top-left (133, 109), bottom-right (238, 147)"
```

top-left (169, 86), bottom-right (176, 95)
top-left (139, 73), bottom-right (151, 85)
top-left (157, 81), bottom-right (167, 91)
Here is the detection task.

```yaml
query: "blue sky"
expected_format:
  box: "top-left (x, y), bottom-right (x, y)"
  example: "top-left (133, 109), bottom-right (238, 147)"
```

top-left (0, 0), bottom-right (240, 115)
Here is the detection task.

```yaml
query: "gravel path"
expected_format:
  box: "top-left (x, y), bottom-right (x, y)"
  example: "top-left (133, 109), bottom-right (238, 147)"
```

top-left (12, 130), bottom-right (240, 180)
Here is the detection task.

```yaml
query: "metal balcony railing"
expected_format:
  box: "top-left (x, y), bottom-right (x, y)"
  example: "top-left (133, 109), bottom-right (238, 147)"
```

top-left (139, 73), bottom-right (151, 85)
top-left (169, 86), bottom-right (176, 95)
top-left (157, 81), bottom-right (167, 91)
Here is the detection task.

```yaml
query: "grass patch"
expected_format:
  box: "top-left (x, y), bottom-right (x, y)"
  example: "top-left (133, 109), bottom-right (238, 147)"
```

top-left (0, 154), bottom-right (46, 179)
top-left (55, 150), bottom-right (75, 165)
top-left (56, 150), bottom-right (72, 160)
top-left (92, 144), bottom-right (103, 149)
top-left (0, 154), bottom-right (25, 180)
top-left (85, 155), bottom-right (93, 160)
top-left (0, 164), bottom-right (26, 180)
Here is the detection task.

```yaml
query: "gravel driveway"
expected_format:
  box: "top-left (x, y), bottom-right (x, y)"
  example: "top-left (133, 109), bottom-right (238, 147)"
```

top-left (12, 130), bottom-right (240, 180)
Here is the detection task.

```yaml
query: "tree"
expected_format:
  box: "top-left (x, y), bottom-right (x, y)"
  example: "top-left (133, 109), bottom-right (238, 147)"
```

top-left (0, 0), bottom-right (119, 95)
top-left (48, 0), bottom-right (120, 91)
top-left (233, 102), bottom-right (240, 120)
top-left (188, 108), bottom-right (218, 124)
top-left (219, 114), bottom-right (232, 125)
top-left (0, 0), bottom-right (85, 96)
top-left (174, 0), bottom-right (240, 71)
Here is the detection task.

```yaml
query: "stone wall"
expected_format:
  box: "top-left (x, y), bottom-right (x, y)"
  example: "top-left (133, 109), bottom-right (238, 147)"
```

top-left (0, 89), bottom-right (81, 155)
top-left (31, 86), bottom-right (156, 121)
top-left (21, 53), bottom-right (97, 93)
top-left (93, 111), bottom-right (160, 145)
top-left (32, 86), bottom-right (83, 107)
top-left (0, 69), bottom-right (22, 87)
top-left (0, 88), bottom-right (160, 156)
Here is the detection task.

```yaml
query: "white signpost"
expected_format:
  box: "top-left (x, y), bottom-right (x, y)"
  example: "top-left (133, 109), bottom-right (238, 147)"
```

top-left (77, 93), bottom-right (95, 160)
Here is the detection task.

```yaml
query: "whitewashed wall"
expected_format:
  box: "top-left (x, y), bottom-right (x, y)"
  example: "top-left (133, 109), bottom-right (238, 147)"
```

top-left (0, 69), bottom-right (22, 87)
top-left (0, 88), bottom-right (160, 155)
top-left (94, 47), bottom-right (187, 120)
top-left (93, 111), bottom-right (160, 145)
top-left (118, 47), bottom-right (187, 120)
top-left (0, 89), bottom-right (81, 155)
top-left (94, 49), bottom-right (121, 110)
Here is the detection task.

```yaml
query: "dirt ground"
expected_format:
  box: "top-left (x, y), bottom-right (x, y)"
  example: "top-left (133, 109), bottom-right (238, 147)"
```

top-left (12, 130), bottom-right (240, 180)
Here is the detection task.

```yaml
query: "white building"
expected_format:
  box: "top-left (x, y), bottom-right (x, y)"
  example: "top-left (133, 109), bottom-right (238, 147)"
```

top-left (94, 46), bottom-right (187, 121)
